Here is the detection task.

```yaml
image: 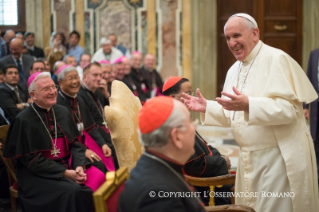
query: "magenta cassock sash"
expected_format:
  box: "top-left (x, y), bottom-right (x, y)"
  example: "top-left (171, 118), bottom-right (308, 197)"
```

top-left (82, 131), bottom-right (115, 171)
top-left (42, 136), bottom-right (106, 192)
top-left (101, 125), bottom-right (110, 134)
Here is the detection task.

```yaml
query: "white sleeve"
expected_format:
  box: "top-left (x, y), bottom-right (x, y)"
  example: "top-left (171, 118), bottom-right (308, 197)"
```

top-left (200, 100), bottom-right (231, 127)
top-left (244, 96), bottom-right (298, 126)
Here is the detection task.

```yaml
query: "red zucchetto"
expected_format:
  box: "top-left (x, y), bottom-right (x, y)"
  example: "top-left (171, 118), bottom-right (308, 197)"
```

top-left (162, 76), bottom-right (183, 92)
top-left (138, 96), bottom-right (174, 134)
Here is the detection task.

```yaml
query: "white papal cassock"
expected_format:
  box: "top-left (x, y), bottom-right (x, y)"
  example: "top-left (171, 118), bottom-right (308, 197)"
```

top-left (201, 41), bottom-right (319, 212)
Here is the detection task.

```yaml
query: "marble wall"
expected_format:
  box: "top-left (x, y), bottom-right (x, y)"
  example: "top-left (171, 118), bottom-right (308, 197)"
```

top-left (24, 0), bottom-right (319, 97)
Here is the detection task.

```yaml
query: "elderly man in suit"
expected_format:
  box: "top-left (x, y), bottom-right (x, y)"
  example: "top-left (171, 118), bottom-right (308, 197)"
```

top-left (0, 38), bottom-right (35, 85)
top-left (0, 65), bottom-right (31, 122)
top-left (304, 48), bottom-right (319, 184)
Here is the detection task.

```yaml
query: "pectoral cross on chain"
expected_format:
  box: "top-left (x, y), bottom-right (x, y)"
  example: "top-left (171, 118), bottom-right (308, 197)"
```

top-left (51, 145), bottom-right (60, 157)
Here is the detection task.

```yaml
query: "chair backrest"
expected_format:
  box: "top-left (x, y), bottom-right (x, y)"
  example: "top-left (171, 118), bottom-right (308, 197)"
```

top-left (93, 166), bottom-right (129, 212)
top-left (104, 80), bottom-right (144, 172)
top-left (0, 125), bottom-right (17, 185)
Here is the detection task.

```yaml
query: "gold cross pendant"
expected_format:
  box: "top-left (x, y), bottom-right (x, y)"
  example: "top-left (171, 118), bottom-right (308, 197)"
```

top-left (50, 145), bottom-right (60, 157)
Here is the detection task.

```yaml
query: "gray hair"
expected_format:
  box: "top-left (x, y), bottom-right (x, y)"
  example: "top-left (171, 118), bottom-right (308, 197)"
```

top-left (100, 37), bottom-right (111, 46)
top-left (53, 61), bottom-right (65, 72)
top-left (140, 103), bottom-right (188, 148)
top-left (58, 66), bottom-right (77, 81)
top-left (28, 72), bottom-right (51, 93)
top-left (224, 14), bottom-right (258, 31)
top-left (63, 54), bottom-right (75, 63)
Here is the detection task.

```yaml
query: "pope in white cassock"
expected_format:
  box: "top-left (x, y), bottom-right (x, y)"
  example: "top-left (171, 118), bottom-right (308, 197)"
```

top-left (182, 13), bottom-right (319, 212)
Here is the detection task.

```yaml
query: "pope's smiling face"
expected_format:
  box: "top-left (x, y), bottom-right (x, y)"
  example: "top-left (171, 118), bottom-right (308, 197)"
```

top-left (224, 17), bottom-right (259, 61)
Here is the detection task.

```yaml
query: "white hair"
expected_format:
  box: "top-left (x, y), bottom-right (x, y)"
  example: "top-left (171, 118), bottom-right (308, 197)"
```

top-left (140, 102), bottom-right (188, 148)
top-left (100, 37), bottom-right (111, 46)
top-left (28, 72), bottom-right (51, 93)
top-left (224, 13), bottom-right (258, 31)
top-left (58, 66), bottom-right (77, 81)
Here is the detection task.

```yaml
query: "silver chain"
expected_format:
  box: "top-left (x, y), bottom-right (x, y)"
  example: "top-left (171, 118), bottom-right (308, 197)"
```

top-left (232, 43), bottom-right (263, 120)
top-left (31, 103), bottom-right (57, 147)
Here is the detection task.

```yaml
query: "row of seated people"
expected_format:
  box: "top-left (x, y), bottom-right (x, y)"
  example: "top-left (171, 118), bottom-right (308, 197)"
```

top-left (0, 62), bottom-right (232, 211)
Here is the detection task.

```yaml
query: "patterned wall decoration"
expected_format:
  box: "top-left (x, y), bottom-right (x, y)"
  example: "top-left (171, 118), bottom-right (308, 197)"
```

top-left (51, 0), bottom-right (72, 44)
top-left (156, 0), bottom-right (182, 79)
top-left (98, 1), bottom-right (132, 50)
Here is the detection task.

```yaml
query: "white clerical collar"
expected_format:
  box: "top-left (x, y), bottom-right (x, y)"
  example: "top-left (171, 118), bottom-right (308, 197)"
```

top-left (61, 89), bottom-right (77, 98)
top-left (242, 40), bottom-right (262, 64)
top-left (35, 103), bottom-right (51, 111)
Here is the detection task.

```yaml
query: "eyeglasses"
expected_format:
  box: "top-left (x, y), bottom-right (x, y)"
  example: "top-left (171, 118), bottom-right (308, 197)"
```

top-left (38, 85), bottom-right (58, 92)
top-left (185, 91), bottom-right (194, 96)
top-left (65, 75), bottom-right (80, 81)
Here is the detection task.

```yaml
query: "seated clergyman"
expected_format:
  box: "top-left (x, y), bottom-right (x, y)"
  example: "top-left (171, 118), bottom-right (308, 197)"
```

top-left (3, 72), bottom-right (105, 212)
top-left (118, 96), bottom-right (206, 212)
top-left (162, 76), bottom-right (232, 205)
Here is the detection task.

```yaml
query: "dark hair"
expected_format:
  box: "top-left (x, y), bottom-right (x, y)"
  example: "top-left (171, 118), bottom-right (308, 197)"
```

top-left (3, 65), bottom-right (18, 75)
top-left (0, 70), bottom-right (3, 75)
top-left (24, 32), bottom-right (35, 39)
top-left (69, 30), bottom-right (80, 40)
top-left (31, 59), bottom-right (45, 70)
top-left (162, 78), bottom-right (189, 96)
top-left (83, 62), bottom-right (100, 73)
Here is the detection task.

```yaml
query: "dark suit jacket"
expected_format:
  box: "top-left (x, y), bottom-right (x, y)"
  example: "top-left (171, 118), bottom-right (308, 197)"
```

top-left (0, 83), bottom-right (29, 122)
top-left (0, 54), bottom-right (35, 85)
top-left (27, 46), bottom-right (45, 58)
top-left (304, 48), bottom-right (319, 140)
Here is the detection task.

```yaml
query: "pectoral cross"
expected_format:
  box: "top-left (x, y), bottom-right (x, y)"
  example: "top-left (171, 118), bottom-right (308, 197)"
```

top-left (102, 121), bottom-right (108, 128)
top-left (51, 145), bottom-right (60, 157)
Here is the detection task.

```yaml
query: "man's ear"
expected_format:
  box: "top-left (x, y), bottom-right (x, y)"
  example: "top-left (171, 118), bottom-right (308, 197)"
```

top-left (170, 128), bottom-right (183, 149)
top-left (170, 94), bottom-right (175, 98)
top-left (29, 91), bottom-right (36, 101)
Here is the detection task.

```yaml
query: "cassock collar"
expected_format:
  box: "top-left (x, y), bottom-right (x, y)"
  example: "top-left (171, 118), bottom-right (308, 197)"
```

top-left (145, 149), bottom-right (184, 174)
top-left (33, 102), bottom-right (51, 112)
top-left (242, 40), bottom-right (262, 65)
top-left (81, 83), bottom-right (95, 95)
top-left (60, 89), bottom-right (77, 100)
top-left (131, 67), bottom-right (140, 73)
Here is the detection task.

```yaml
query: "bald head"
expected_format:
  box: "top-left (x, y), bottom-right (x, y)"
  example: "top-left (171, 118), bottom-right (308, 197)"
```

top-left (144, 53), bottom-right (155, 71)
top-left (4, 30), bottom-right (16, 44)
top-left (10, 38), bottom-right (24, 59)
top-left (131, 52), bottom-right (142, 69)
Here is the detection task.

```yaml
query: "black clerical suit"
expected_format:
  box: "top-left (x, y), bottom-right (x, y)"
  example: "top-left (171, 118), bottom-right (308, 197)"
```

top-left (3, 104), bottom-right (93, 212)
top-left (129, 68), bottom-right (151, 102)
top-left (118, 150), bottom-right (206, 212)
top-left (141, 66), bottom-right (164, 95)
top-left (56, 90), bottom-right (107, 173)
top-left (184, 131), bottom-right (231, 205)
top-left (27, 46), bottom-right (45, 58)
top-left (0, 83), bottom-right (29, 122)
top-left (77, 85), bottom-right (119, 169)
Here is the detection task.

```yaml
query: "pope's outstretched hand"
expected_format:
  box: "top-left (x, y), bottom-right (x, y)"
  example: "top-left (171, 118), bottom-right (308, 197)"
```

top-left (181, 88), bottom-right (207, 113)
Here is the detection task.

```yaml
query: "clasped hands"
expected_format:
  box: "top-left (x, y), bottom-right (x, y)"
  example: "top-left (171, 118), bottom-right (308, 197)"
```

top-left (63, 166), bottom-right (87, 184)
top-left (181, 86), bottom-right (249, 112)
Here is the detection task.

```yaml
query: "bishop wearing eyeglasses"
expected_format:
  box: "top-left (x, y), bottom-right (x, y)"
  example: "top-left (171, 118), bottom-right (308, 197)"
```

top-left (3, 72), bottom-right (102, 212)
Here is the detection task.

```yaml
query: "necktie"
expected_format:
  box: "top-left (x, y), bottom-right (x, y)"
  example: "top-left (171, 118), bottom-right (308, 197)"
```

top-left (16, 59), bottom-right (25, 83)
top-left (14, 87), bottom-right (22, 103)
